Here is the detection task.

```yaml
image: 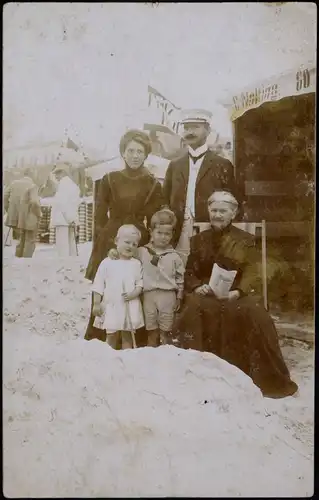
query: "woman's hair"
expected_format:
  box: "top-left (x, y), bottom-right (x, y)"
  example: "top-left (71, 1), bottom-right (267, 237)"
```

top-left (119, 129), bottom-right (152, 157)
top-left (150, 208), bottom-right (177, 229)
top-left (116, 224), bottom-right (142, 241)
top-left (208, 190), bottom-right (238, 209)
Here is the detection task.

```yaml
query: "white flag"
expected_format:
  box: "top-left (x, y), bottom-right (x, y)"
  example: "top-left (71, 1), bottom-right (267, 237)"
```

top-left (147, 86), bottom-right (181, 134)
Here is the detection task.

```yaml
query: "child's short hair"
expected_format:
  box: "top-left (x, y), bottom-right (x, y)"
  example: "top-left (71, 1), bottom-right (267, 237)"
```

top-left (150, 208), bottom-right (177, 229)
top-left (116, 224), bottom-right (141, 241)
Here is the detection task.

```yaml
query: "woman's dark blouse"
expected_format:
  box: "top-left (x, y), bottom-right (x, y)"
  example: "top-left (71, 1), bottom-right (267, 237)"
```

top-left (86, 166), bottom-right (163, 281)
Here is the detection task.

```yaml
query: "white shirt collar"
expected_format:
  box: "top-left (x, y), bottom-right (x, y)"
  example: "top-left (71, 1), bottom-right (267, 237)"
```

top-left (188, 143), bottom-right (208, 157)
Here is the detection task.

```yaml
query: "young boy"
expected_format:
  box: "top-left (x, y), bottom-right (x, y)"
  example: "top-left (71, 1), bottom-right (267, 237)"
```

top-left (92, 224), bottom-right (144, 350)
top-left (139, 208), bottom-right (185, 347)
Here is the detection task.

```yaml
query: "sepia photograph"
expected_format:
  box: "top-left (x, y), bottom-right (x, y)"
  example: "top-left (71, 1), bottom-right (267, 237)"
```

top-left (3, 2), bottom-right (315, 497)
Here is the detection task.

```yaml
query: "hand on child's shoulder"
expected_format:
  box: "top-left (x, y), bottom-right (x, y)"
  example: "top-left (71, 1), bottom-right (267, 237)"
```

top-left (107, 248), bottom-right (140, 260)
top-left (108, 248), bottom-right (119, 260)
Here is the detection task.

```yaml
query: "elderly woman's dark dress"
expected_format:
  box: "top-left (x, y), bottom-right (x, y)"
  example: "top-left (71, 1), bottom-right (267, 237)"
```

top-left (174, 224), bottom-right (298, 398)
top-left (84, 164), bottom-right (163, 342)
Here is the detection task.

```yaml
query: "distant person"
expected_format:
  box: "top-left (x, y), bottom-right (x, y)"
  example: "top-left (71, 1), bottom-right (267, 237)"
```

top-left (48, 163), bottom-right (81, 257)
top-left (215, 144), bottom-right (223, 155)
top-left (223, 141), bottom-right (233, 162)
top-left (4, 167), bottom-right (42, 258)
top-left (163, 109), bottom-right (239, 265)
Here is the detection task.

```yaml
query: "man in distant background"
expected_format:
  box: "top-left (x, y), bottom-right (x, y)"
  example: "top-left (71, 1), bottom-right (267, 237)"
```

top-left (4, 167), bottom-right (42, 258)
top-left (215, 144), bottom-right (224, 155)
top-left (223, 141), bottom-right (233, 162)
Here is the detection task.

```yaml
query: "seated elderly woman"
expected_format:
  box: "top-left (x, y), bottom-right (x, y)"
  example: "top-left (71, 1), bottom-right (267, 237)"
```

top-left (174, 190), bottom-right (298, 399)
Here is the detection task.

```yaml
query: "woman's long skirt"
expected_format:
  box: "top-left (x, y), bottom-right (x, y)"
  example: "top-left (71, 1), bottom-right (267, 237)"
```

top-left (173, 293), bottom-right (298, 398)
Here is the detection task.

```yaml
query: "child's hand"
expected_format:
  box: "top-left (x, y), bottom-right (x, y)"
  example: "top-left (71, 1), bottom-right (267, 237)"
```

top-left (108, 248), bottom-right (119, 260)
top-left (122, 286), bottom-right (142, 301)
top-left (175, 298), bottom-right (182, 312)
top-left (92, 303), bottom-right (104, 317)
top-left (194, 284), bottom-right (214, 296)
top-left (122, 291), bottom-right (137, 302)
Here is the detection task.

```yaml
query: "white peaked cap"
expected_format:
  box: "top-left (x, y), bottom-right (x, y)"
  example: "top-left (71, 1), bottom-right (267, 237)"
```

top-left (208, 190), bottom-right (238, 207)
top-left (179, 108), bottom-right (213, 125)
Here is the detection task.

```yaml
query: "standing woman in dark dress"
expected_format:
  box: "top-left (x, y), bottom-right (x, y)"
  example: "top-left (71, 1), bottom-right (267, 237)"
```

top-left (84, 129), bottom-right (163, 342)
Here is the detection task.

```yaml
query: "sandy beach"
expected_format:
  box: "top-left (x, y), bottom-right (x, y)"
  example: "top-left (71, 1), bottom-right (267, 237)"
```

top-left (3, 243), bottom-right (314, 497)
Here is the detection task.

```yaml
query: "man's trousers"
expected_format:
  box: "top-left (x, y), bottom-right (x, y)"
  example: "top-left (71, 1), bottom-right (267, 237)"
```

top-left (15, 229), bottom-right (38, 258)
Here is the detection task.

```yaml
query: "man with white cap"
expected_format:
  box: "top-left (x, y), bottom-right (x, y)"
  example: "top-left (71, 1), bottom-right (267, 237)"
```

top-left (163, 108), bottom-right (238, 265)
top-left (173, 189), bottom-right (298, 399)
top-left (48, 163), bottom-right (81, 257)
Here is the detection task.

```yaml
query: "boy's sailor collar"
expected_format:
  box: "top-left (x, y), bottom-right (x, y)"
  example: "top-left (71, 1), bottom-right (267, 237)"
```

top-left (145, 243), bottom-right (175, 255)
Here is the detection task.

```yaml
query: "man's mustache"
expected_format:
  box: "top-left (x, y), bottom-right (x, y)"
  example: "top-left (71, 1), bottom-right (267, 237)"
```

top-left (185, 135), bottom-right (197, 140)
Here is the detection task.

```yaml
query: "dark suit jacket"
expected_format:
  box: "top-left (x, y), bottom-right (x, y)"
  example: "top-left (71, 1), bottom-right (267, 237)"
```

top-left (162, 149), bottom-right (238, 246)
top-left (185, 225), bottom-right (262, 296)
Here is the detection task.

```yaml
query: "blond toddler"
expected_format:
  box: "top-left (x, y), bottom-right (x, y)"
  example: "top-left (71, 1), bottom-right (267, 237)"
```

top-left (92, 224), bottom-right (144, 349)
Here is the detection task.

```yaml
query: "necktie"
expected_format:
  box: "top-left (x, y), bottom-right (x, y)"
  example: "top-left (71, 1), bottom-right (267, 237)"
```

top-left (189, 150), bottom-right (207, 164)
top-left (146, 246), bottom-right (171, 267)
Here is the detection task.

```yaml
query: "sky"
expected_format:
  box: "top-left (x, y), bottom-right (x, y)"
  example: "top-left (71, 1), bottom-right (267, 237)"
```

top-left (3, 2), bottom-right (316, 155)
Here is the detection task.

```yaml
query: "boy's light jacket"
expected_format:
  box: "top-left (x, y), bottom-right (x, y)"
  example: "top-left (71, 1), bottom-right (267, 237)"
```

top-left (138, 244), bottom-right (184, 299)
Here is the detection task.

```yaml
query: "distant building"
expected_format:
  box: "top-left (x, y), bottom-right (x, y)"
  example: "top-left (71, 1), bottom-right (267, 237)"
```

top-left (3, 139), bottom-right (103, 196)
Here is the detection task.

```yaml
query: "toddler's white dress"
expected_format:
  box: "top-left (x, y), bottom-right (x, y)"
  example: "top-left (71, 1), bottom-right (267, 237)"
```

top-left (92, 257), bottom-right (144, 332)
